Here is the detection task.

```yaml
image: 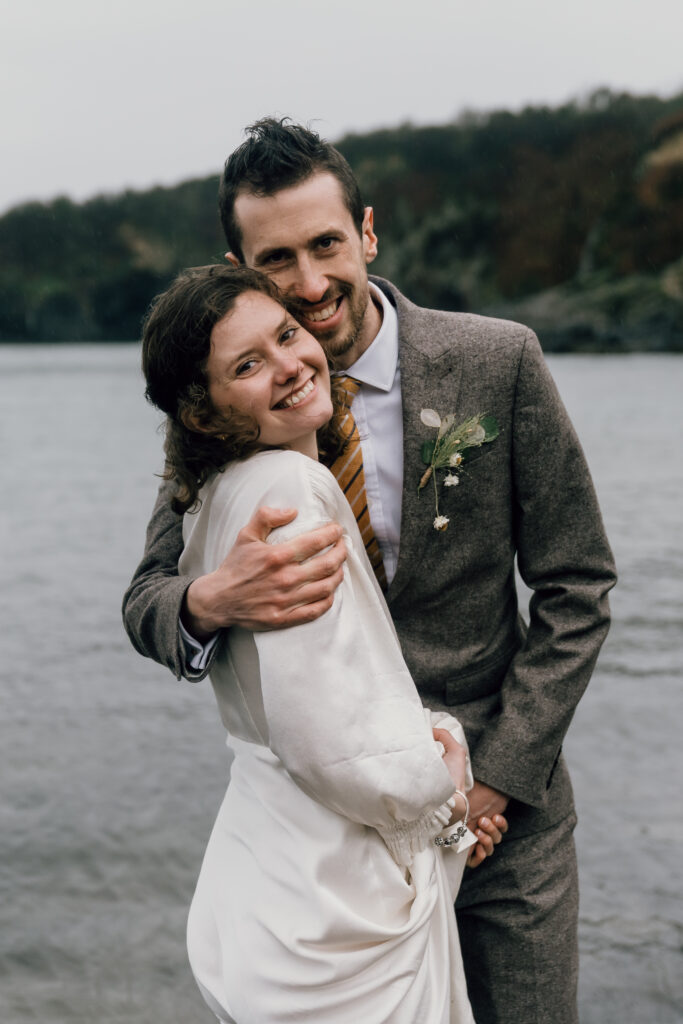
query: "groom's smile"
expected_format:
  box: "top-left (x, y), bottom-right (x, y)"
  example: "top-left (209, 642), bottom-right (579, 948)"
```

top-left (289, 283), bottom-right (356, 341)
top-left (301, 295), bottom-right (343, 323)
top-left (227, 171), bottom-right (383, 370)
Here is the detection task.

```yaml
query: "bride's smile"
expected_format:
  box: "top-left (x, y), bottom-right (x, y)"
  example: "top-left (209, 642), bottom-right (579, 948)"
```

top-left (274, 375), bottom-right (317, 409)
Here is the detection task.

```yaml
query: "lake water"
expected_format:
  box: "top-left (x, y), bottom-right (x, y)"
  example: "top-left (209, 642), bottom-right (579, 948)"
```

top-left (1, 346), bottom-right (682, 1023)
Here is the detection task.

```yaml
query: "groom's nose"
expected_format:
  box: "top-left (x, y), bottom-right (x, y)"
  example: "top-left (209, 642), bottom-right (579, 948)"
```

top-left (288, 255), bottom-right (328, 304)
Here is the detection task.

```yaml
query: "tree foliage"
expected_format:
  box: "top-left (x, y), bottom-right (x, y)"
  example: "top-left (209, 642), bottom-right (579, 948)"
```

top-left (2, 89), bottom-right (683, 348)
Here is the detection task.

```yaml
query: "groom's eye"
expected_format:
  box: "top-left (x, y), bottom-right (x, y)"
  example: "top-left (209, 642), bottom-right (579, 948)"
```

top-left (263, 250), bottom-right (288, 266)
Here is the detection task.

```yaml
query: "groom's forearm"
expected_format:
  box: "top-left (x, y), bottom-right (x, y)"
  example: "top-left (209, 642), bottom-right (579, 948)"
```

top-left (182, 574), bottom-right (228, 641)
top-left (122, 482), bottom-right (202, 680)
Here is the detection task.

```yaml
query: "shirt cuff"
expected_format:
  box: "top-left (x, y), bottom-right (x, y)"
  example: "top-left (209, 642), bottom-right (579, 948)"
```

top-left (179, 619), bottom-right (220, 672)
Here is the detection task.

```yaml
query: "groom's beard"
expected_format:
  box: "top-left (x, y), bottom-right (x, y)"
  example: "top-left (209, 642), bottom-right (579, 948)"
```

top-left (290, 279), bottom-right (370, 363)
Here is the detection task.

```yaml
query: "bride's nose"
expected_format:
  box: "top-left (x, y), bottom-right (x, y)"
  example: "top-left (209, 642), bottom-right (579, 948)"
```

top-left (274, 350), bottom-right (302, 384)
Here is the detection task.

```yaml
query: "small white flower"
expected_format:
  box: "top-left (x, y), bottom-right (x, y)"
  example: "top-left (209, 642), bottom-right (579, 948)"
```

top-left (444, 473), bottom-right (460, 487)
top-left (420, 408), bottom-right (442, 429)
top-left (433, 515), bottom-right (450, 531)
top-left (449, 452), bottom-right (463, 468)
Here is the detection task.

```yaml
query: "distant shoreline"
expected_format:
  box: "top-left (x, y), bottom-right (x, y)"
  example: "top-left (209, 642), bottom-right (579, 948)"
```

top-left (2, 89), bottom-right (682, 349)
top-left (3, 336), bottom-right (682, 353)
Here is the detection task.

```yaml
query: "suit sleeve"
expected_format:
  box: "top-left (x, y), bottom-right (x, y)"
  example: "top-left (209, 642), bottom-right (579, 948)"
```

top-left (121, 481), bottom-right (211, 681)
top-left (471, 330), bottom-right (617, 807)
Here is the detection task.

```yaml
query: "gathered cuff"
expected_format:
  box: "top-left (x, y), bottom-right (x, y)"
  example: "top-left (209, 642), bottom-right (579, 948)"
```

top-left (377, 796), bottom-right (456, 867)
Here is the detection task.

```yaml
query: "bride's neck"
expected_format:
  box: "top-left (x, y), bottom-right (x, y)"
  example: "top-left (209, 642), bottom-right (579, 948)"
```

top-left (284, 433), bottom-right (319, 461)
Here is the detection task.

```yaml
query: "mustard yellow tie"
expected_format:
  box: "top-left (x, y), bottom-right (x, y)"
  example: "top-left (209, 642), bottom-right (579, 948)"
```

top-left (329, 377), bottom-right (388, 591)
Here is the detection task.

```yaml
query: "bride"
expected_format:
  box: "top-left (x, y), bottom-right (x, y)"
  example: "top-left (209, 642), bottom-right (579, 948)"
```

top-left (141, 264), bottom-right (480, 1023)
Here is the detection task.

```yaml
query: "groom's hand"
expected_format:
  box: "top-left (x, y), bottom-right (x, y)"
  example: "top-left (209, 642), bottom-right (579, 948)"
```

top-left (465, 781), bottom-right (509, 869)
top-left (182, 506), bottom-right (347, 638)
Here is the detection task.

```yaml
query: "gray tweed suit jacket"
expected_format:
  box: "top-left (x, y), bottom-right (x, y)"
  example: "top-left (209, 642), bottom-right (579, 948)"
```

top-left (123, 278), bottom-right (616, 839)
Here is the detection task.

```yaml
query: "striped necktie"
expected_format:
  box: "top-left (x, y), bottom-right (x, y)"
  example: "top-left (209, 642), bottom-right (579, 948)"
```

top-left (329, 376), bottom-right (388, 591)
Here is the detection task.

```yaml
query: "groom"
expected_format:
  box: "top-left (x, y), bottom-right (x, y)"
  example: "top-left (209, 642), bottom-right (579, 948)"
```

top-left (123, 119), bottom-right (616, 1023)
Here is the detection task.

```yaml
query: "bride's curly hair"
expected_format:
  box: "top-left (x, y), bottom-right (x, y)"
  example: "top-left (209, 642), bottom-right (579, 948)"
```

top-left (142, 264), bottom-right (348, 514)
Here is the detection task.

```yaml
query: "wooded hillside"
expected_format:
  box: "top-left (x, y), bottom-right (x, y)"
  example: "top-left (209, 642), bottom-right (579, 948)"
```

top-left (2, 88), bottom-right (683, 350)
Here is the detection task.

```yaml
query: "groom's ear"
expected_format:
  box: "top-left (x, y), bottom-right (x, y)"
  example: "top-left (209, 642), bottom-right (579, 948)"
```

top-left (225, 252), bottom-right (240, 267)
top-left (362, 207), bottom-right (378, 264)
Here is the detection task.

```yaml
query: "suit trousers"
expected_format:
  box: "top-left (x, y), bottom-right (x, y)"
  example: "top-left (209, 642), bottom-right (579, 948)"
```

top-left (455, 811), bottom-right (579, 1024)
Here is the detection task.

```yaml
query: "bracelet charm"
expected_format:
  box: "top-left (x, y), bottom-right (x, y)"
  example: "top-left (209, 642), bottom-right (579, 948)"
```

top-left (434, 822), bottom-right (469, 847)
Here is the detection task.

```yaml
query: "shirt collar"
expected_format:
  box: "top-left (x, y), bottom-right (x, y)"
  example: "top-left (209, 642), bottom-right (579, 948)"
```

top-left (341, 282), bottom-right (399, 392)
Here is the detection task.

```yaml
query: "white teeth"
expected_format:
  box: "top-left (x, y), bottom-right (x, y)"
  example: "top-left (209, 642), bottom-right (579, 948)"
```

top-left (306, 300), bottom-right (339, 323)
top-left (280, 378), bottom-right (315, 409)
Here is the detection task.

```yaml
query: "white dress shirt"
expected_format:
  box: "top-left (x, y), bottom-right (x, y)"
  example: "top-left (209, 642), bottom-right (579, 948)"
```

top-left (182, 281), bottom-right (405, 667)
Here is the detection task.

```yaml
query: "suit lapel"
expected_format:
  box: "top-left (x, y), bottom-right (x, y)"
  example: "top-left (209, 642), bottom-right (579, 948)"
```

top-left (379, 284), bottom-right (465, 605)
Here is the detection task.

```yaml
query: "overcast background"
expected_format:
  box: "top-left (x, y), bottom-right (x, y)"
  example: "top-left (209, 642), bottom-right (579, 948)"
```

top-left (2, 0), bottom-right (682, 215)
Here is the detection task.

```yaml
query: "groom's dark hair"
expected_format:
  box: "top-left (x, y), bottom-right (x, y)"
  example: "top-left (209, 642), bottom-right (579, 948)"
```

top-left (219, 117), bottom-right (364, 261)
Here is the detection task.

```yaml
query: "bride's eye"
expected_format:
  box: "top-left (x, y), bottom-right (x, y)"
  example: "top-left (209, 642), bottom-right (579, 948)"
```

top-left (236, 358), bottom-right (258, 375)
top-left (280, 326), bottom-right (298, 344)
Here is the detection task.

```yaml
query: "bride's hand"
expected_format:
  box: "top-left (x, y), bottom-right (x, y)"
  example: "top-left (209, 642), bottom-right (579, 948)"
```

top-left (432, 727), bottom-right (467, 795)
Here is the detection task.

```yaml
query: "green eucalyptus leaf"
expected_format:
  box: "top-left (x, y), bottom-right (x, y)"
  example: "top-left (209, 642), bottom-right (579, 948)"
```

top-left (421, 440), bottom-right (436, 465)
top-left (480, 415), bottom-right (499, 441)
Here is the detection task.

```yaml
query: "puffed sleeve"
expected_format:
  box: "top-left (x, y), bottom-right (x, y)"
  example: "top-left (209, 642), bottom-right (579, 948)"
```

top-left (251, 455), bottom-right (457, 867)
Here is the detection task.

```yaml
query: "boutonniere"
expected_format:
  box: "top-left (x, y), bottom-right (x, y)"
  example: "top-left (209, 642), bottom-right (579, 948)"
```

top-left (418, 409), bottom-right (499, 530)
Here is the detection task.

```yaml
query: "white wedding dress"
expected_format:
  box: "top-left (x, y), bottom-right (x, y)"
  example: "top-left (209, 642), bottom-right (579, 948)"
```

top-left (178, 450), bottom-right (476, 1024)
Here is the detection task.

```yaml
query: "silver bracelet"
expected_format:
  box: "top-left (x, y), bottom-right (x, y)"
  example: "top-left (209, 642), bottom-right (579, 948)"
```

top-left (434, 790), bottom-right (470, 847)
